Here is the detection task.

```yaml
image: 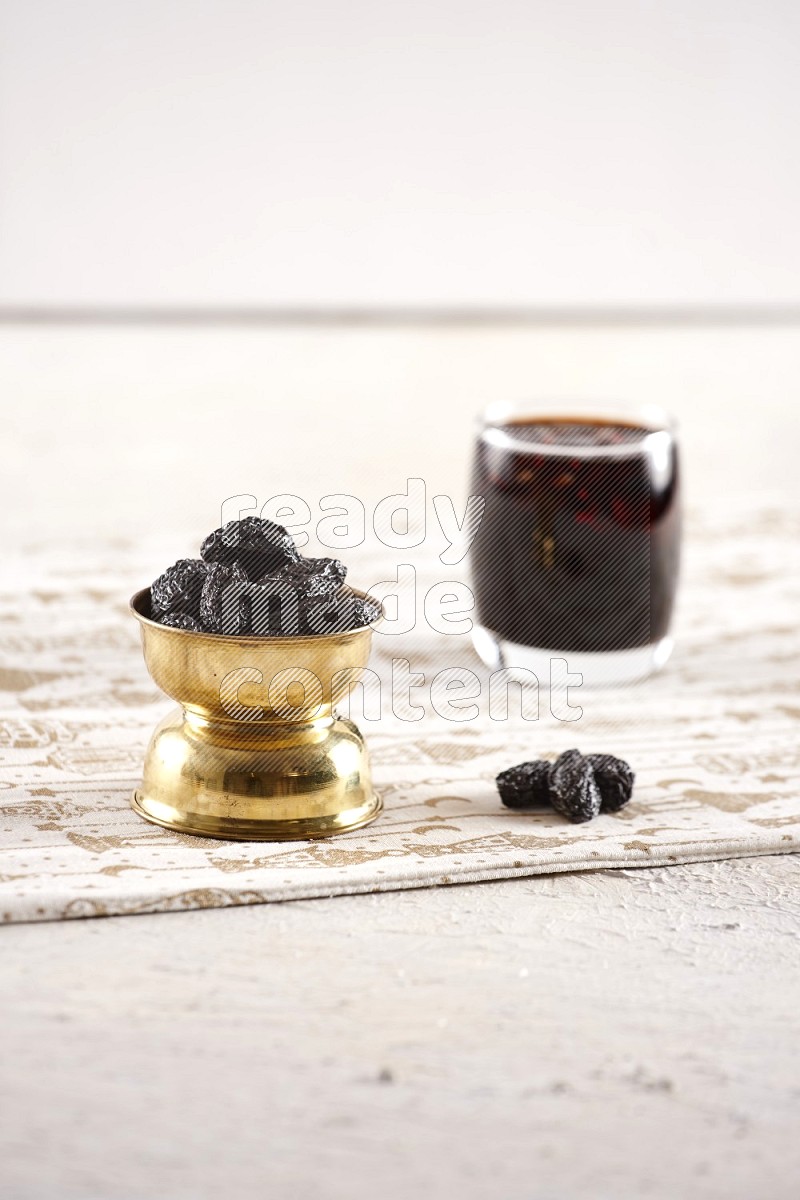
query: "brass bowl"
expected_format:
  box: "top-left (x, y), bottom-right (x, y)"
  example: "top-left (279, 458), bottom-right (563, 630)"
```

top-left (129, 588), bottom-right (382, 840)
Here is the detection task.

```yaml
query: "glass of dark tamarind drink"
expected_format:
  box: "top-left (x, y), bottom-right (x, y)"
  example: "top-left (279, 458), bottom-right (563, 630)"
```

top-left (469, 402), bottom-right (681, 685)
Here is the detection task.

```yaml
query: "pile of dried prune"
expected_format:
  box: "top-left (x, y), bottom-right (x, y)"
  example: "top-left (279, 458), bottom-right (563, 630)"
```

top-left (148, 518), bottom-right (381, 637)
top-left (497, 749), bottom-right (634, 823)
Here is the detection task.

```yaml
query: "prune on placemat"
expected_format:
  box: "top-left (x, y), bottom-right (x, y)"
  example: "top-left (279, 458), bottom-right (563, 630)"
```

top-left (496, 760), bottom-right (552, 809)
top-left (200, 561), bottom-right (249, 634)
top-left (269, 556), bottom-right (347, 598)
top-left (548, 748), bottom-right (602, 824)
top-left (151, 558), bottom-right (207, 619)
top-left (586, 753), bottom-right (635, 812)
top-left (201, 517), bottom-right (299, 580)
top-left (159, 612), bottom-right (203, 632)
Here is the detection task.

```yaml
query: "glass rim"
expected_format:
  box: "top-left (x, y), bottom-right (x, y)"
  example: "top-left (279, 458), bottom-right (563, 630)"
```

top-left (477, 400), bottom-right (677, 459)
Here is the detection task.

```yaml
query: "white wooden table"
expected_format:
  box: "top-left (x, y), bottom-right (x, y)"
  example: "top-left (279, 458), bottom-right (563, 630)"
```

top-left (1, 321), bottom-right (798, 1199)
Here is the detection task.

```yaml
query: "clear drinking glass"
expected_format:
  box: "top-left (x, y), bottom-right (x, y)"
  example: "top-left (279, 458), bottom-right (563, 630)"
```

top-left (468, 401), bottom-right (681, 686)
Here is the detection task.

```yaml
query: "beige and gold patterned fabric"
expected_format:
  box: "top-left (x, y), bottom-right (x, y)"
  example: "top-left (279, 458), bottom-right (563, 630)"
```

top-left (1, 502), bottom-right (798, 923)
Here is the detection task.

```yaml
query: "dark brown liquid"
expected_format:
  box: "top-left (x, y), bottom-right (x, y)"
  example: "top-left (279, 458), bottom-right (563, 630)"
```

top-left (469, 418), bottom-right (681, 652)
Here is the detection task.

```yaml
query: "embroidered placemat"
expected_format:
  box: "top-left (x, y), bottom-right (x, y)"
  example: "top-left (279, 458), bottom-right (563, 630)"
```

top-left (1, 502), bottom-right (798, 923)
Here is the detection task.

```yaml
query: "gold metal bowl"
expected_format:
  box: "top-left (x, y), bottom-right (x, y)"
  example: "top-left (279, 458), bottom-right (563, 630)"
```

top-left (129, 588), bottom-right (382, 841)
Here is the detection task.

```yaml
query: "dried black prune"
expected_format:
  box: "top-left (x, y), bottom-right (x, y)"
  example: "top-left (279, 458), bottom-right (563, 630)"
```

top-left (548, 748), bottom-right (601, 824)
top-left (200, 561), bottom-right (249, 633)
top-left (299, 588), bottom-right (353, 636)
top-left (151, 558), bottom-right (207, 619)
top-left (201, 517), bottom-right (299, 580)
top-left (246, 576), bottom-right (304, 637)
top-left (297, 587), bottom-right (379, 635)
top-left (159, 611), bottom-right (203, 632)
top-left (586, 753), bottom-right (635, 812)
top-left (496, 760), bottom-right (551, 809)
top-left (348, 594), bottom-right (382, 629)
top-left (148, 520), bottom-right (377, 638)
top-left (268, 556), bottom-right (347, 599)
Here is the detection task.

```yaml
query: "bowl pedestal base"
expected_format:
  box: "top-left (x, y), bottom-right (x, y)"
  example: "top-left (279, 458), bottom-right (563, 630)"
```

top-left (132, 707), bottom-right (381, 842)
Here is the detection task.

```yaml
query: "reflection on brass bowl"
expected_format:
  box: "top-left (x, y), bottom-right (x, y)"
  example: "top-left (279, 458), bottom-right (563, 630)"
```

top-left (129, 588), bottom-right (383, 841)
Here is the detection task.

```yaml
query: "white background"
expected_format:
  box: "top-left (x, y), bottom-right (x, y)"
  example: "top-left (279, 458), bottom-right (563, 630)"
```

top-left (1, 0), bottom-right (799, 308)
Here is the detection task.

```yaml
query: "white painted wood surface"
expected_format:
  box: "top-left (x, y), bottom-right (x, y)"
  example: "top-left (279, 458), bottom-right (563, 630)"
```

top-left (1, 858), bottom-right (799, 1199)
top-left (2, 1), bottom-right (799, 307)
top-left (1, 321), bottom-right (798, 1197)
